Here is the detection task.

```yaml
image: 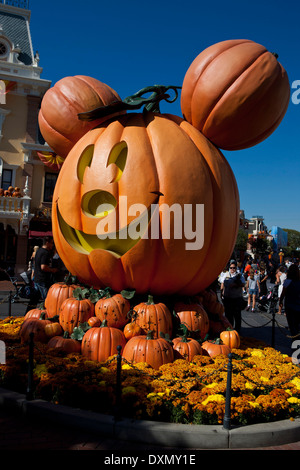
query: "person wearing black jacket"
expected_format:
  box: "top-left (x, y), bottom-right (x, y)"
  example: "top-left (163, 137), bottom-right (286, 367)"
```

top-left (33, 237), bottom-right (58, 301)
top-left (221, 260), bottom-right (245, 333)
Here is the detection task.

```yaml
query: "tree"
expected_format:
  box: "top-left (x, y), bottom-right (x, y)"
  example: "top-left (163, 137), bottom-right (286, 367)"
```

top-left (282, 228), bottom-right (300, 257)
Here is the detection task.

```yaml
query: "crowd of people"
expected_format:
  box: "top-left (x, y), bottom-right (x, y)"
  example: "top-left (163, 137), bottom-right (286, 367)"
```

top-left (219, 251), bottom-right (300, 345)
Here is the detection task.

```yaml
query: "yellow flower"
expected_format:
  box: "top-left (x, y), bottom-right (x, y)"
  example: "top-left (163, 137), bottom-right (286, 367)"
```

top-left (206, 382), bottom-right (218, 388)
top-left (249, 401), bottom-right (260, 408)
top-left (122, 364), bottom-right (132, 370)
top-left (290, 377), bottom-right (300, 389)
top-left (287, 397), bottom-right (300, 404)
top-left (100, 367), bottom-right (110, 373)
top-left (251, 350), bottom-right (265, 358)
top-left (202, 394), bottom-right (225, 406)
top-left (260, 376), bottom-right (269, 382)
top-left (245, 382), bottom-right (255, 390)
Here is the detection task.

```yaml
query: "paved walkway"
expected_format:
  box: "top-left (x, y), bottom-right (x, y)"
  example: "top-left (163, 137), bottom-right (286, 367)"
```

top-left (0, 289), bottom-right (299, 451)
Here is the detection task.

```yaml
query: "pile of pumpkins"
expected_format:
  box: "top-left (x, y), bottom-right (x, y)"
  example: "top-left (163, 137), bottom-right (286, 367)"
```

top-left (19, 279), bottom-right (240, 369)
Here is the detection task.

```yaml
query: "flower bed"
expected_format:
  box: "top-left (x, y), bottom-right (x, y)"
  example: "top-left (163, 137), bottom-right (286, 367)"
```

top-left (1, 316), bottom-right (300, 426)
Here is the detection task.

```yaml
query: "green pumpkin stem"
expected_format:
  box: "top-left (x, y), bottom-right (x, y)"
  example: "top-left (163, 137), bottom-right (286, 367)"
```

top-left (78, 85), bottom-right (182, 122)
top-left (147, 294), bottom-right (154, 305)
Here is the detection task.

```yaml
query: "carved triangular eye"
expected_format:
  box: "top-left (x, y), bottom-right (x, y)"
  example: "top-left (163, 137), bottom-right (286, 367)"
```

top-left (106, 141), bottom-right (128, 183)
top-left (77, 145), bottom-right (94, 184)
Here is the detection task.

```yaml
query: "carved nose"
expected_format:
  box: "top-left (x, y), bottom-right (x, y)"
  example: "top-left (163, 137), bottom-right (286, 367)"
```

top-left (81, 190), bottom-right (117, 218)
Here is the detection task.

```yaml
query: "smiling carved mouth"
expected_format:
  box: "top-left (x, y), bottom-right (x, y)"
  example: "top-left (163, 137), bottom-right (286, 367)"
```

top-left (56, 195), bottom-right (161, 258)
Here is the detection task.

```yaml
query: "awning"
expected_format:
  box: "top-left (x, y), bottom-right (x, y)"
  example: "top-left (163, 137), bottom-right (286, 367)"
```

top-left (29, 230), bottom-right (53, 238)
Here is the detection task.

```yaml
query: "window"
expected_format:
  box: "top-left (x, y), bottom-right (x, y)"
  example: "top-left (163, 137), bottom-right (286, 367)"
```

top-left (1, 168), bottom-right (12, 190)
top-left (43, 172), bottom-right (58, 202)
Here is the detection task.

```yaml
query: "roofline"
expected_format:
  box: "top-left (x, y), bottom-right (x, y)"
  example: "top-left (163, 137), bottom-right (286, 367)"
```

top-left (0, 3), bottom-right (31, 20)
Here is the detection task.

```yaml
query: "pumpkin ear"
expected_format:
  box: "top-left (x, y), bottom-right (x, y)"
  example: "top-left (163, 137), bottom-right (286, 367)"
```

top-left (77, 145), bottom-right (94, 184)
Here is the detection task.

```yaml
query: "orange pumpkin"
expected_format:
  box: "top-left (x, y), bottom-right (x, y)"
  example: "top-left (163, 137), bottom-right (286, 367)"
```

top-left (44, 322), bottom-right (64, 338)
top-left (181, 39), bottom-right (290, 150)
top-left (172, 336), bottom-right (203, 361)
top-left (20, 318), bottom-right (52, 344)
top-left (123, 322), bottom-right (143, 340)
top-left (47, 334), bottom-right (81, 354)
top-left (220, 329), bottom-right (240, 349)
top-left (174, 301), bottom-right (209, 339)
top-left (38, 75), bottom-right (125, 158)
top-left (45, 281), bottom-right (80, 317)
top-left (81, 321), bottom-right (127, 362)
top-left (59, 289), bottom-right (95, 334)
top-left (24, 307), bottom-right (49, 320)
top-left (87, 316), bottom-right (102, 328)
top-left (198, 290), bottom-right (224, 318)
top-left (202, 339), bottom-right (231, 358)
top-left (122, 331), bottom-right (174, 369)
top-left (132, 295), bottom-right (173, 339)
top-left (52, 112), bottom-right (239, 296)
top-left (95, 292), bottom-right (130, 329)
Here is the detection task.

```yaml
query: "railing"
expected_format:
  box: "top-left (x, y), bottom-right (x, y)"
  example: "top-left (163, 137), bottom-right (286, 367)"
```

top-left (0, 195), bottom-right (23, 214)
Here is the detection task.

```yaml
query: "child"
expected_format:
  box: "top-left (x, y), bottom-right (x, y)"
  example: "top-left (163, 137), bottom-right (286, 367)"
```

top-left (246, 269), bottom-right (260, 312)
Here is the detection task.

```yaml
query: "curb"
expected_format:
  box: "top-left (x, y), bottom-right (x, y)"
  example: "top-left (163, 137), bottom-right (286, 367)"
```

top-left (1, 387), bottom-right (300, 449)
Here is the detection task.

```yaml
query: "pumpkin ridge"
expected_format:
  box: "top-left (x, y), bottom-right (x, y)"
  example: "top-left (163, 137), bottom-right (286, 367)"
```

top-left (207, 66), bottom-right (290, 149)
top-left (190, 40), bottom-right (261, 125)
top-left (198, 49), bottom-right (268, 132)
top-left (202, 51), bottom-right (282, 137)
top-left (76, 75), bottom-right (121, 105)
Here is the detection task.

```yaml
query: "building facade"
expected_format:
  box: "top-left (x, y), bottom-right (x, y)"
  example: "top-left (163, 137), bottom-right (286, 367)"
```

top-left (0, 0), bottom-right (54, 275)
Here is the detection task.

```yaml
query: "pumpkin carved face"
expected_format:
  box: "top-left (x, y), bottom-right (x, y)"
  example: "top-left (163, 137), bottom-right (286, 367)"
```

top-left (52, 112), bottom-right (239, 295)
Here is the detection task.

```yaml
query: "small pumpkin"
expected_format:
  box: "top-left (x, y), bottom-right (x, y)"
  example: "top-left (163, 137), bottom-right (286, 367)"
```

top-left (47, 332), bottom-right (81, 354)
top-left (220, 328), bottom-right (240, 349)
top-left (81, 320), bottom-right (127, 362)
top-left (198, 290), bottom-right (224, 318)
top-left (38, 75), bottom-right (125, 158)
top-left (95, 291), bottom-right (130, 329)
top-left (172, 325), bottom-right (203, 361)
top-left (45, 278), bottom-right (80, 317)
top-left (174, 301), bottom-right (209, 339)
top-left (44, 322), bottom-right (64, 338)
top-left (122, 330), bottom-right (174, 369)
top-left (123, 321), bottom-right (143, 340)
top-left (20, 315), bottom-right (52, 344)
top-left (133, 295), bottom-right (173, 339)
top-left (87, 316), bottom-right (102, 328)
top-left (24, 307), bottom-right (49, 320)
top-left (181, 39), bottom-right (290, 150)
top-left (202, 339), bottom-right (231, 358)
top-left (59, 287), bottom-right (95, 334)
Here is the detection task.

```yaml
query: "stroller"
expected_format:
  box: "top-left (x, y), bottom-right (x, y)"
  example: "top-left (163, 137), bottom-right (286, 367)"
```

top-left (256, 285), bottom-right (279, 313)
top-left (11, 271), bottom-right (33, 303)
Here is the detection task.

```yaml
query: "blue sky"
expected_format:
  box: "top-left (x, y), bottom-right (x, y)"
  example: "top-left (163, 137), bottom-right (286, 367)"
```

top-left (29, 0), bottom-right (300, 232)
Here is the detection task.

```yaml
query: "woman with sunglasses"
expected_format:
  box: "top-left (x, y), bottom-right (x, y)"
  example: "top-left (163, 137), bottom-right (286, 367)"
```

top-left (221, 260), bottom-right (245, 333)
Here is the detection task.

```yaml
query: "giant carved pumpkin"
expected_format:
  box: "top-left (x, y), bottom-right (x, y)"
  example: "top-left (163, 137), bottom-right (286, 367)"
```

top-left (38, 75), bottom-right (125, 158)
top-left (181, 39), bottom-right (290, 150)
top-left (52, 112), bottom-right (239, 295)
